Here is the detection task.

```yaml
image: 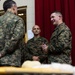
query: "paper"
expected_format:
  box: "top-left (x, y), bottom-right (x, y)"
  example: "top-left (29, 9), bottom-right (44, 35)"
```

top-left (27, 30), bottom-right (34, 40)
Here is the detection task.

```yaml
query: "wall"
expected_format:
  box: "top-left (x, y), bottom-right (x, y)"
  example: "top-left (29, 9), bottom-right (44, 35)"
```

top-left (0, 0), bottom-right (35, 32)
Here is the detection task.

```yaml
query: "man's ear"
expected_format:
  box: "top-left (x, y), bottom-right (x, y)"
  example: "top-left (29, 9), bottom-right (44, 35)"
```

top-left (59, 15), bottom-right (62, 19)
top-left (32, 29), bottom-right (33, 33)
top-left (12, 6), bottom-right (15, 11)
top-left (39, 28), bottom-right (41, 33)
top-left (40, 29), bottom-right (41, 32)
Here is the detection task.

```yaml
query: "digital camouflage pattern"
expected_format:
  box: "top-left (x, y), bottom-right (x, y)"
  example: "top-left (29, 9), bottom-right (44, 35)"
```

top-left (24, 37), bottom-right (48, 64)
top-left (0, 11), bottom-right (25, 66)
top-left (48, 23), bottom-right (72, 64)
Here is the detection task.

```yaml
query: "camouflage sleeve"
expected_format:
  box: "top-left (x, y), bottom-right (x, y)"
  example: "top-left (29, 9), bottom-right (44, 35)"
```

top-left (39, 38), bottom-right (48, 63)
top-left (1, 18), bottom-right (25, 56)
top-left (39, 37), bottom-right (49, 45)
top-left (24, 43), bottom-right (33, 60)
top-left (48, 30), bottom-right (71, 53)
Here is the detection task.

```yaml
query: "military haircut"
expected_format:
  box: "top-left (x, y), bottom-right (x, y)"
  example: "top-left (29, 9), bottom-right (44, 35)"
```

top-left (53, 11), bottom-right (63, 17)
top-left (3, 0), bottom-right (16, 12)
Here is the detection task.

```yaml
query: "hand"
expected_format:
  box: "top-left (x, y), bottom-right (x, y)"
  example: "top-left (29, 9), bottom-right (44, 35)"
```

top-left (32, 56), bottom-right (39, 61)
top-left (41, 44), bottom-right (48, 53)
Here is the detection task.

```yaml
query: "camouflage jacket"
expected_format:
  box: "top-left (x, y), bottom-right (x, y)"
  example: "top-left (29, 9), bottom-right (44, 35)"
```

top-left (48, 23), bottom-right (72, 64)
top-left (0, 11), bottom-right (25, 66)
top-left (24, 37), bottom-right (48, 64)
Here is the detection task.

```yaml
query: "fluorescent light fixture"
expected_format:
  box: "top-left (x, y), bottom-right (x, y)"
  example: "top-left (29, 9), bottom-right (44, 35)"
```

top-left (18, 13), bottom-right (24, 16)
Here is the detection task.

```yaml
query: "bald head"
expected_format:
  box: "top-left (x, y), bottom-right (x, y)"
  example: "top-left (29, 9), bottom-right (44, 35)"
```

top-left (32, 25), bottom-right (41, 36)
top-left (32, 25), bottom-right (40, 29)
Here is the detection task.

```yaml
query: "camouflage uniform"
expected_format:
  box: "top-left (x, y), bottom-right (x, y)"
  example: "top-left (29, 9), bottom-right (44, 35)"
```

top-left (48, 23), bottom-right (72, 64)
top-left (24, 37), bottom-right (48, 64)
top-left (0, 11), bottom-right (25, 66)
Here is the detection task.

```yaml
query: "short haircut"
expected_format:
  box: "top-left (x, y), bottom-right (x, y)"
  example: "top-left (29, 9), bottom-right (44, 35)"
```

top-left (52, 11), bottom-right (63, 17)
top-left (3, 0), bottom-right (16, 12)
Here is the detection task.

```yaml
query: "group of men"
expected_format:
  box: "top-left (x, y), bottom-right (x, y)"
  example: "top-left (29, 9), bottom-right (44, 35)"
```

top-left (25, 12), bottom-right (72, 64)
top-left (0, 0), bottom-right (72, 67)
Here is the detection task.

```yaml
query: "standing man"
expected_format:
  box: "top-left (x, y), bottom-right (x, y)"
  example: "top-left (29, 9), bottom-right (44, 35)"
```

top-left (0, 0), bottom-right (25, 67)
top-left (41, 11), bottom-right (72, 64)
top-left (24, 25), bottom-right (48, 64)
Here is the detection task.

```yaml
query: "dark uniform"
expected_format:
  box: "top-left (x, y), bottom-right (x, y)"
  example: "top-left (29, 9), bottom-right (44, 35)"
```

top-left (24, 37), bottom-right (48, 64)
top-left (48, 23), bottom-right (72, 64)
top-left (0, 11), bottom-right (25, 67)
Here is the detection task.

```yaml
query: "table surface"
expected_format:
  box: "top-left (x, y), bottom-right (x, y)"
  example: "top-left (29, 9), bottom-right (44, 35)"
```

top-left (0, 67), bottom-right (73, 74)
